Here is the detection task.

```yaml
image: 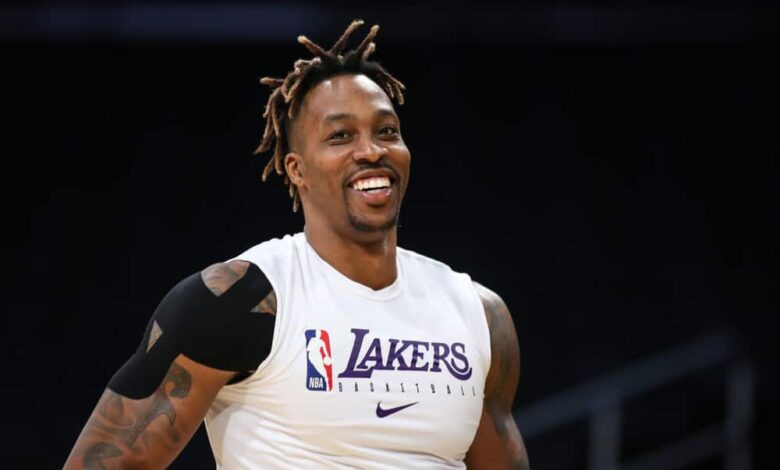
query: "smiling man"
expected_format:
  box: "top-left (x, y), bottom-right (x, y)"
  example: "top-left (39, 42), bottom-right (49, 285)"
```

top-left (65, 20), bottom-right (529, 469)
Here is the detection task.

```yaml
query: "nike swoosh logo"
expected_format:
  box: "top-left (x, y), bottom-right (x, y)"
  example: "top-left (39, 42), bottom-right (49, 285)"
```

top-left (376, 401), bottom-right (419, 418)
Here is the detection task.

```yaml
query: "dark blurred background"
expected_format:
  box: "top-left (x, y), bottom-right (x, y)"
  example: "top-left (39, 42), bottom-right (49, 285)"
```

top-left (2, 1), bottom-right (778, 469)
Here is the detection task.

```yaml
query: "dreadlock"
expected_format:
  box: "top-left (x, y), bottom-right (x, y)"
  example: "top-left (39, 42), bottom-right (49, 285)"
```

top-left (254, 19), bottom-right (406, 212)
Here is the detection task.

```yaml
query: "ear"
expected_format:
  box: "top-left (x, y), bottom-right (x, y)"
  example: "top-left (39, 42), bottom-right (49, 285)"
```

top-left (284, 152), bottom-right (306, 191)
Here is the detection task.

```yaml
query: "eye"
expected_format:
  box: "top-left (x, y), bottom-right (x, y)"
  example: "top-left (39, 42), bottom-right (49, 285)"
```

top-left (328, 130), bottom-right (350, 142)
top-left (378, 125), bottom-right (399, 137)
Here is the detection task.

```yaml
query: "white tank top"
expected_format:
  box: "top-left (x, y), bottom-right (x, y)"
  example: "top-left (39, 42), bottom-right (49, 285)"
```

top-left (204, 233), bottom-right (491, 469)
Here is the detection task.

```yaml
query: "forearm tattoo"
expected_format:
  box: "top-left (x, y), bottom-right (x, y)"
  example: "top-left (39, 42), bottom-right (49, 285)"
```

top-left (74, 362), bottom-right (192, 469)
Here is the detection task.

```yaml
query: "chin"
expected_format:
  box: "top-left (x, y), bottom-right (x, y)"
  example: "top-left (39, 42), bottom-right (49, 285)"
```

top-left (347, 210), bottom-right (400, 233)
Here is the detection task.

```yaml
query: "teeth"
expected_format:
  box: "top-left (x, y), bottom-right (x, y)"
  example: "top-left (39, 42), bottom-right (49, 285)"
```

top-left (353, 176), bottom-right (391, 191)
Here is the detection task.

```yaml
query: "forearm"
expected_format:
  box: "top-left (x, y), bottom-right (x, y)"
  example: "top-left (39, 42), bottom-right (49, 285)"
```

top-left (65, 355), bottom-right (233, 470)
top-left (65, 361), bottom-right (194, 469)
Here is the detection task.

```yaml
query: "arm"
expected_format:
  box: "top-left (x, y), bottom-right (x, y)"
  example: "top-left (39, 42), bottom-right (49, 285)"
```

top-left (64, 355), bottom-right (234, 469)
top-left (465, 282), bottom-right (530, 470)
top-left (65, 260), bottom-right (273, 469)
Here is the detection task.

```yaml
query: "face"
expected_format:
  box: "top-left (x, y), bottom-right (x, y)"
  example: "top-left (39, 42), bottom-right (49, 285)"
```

top-left (285, 74), bottom-right (411, 238)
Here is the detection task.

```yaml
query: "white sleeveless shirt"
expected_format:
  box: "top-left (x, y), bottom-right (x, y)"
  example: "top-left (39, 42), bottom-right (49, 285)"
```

top-left (204, 233), bottom-right (491, 469)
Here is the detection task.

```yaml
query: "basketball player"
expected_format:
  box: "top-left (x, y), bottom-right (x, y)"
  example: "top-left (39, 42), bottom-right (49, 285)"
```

top-left (65, 20), bottom-right (529, 469)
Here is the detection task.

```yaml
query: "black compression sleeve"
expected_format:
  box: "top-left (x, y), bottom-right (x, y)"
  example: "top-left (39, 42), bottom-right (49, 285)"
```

top-left (107, 263), bottom-right (275, 399)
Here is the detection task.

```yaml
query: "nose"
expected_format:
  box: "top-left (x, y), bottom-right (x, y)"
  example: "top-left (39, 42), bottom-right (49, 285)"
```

top-left (353, 133), bottom-right (388, 162)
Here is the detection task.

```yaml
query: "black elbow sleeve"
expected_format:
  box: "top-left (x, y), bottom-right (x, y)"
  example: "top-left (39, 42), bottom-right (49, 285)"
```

top-left (108, 263), bottom-right (275, 399)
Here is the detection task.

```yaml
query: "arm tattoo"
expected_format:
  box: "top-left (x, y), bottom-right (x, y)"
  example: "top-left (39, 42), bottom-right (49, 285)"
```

top-left (482, 290), bottom-right (521, 436)
top-left (82, 443), bottom-right (121, 470)
top-left (75, 362), bottom-right (192, 469)
top-left (252, 290), bottom-right (277, 315)
top-left (474, 281), bottom-right (530, 470)
top-left (201, 260), bottom-right (250, 296)
top-left (203, 261), bottom-right (275, 315)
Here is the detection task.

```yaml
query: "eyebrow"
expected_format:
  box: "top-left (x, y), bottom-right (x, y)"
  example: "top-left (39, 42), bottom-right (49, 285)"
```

top-left (323, 108), bottom-right (398, 124)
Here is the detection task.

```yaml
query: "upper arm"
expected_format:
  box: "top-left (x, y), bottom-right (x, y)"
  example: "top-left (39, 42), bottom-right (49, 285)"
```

top-left (65, 260), bottom-right (276, 469)
top-left (465, 282), bottom-right (530, 470)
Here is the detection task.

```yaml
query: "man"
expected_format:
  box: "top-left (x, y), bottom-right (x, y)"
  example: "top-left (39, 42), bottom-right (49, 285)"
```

top-left (65, 20), bottom-right (529, 469)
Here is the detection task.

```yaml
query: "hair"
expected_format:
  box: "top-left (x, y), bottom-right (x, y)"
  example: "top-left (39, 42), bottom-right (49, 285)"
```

top-left (254, 19), bottom-right (406, 212)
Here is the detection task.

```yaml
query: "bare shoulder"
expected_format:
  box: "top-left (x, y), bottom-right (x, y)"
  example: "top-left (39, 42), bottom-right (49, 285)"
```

top-left (473, 281), bottom-right (515, 336)
top-left (473, 281), bottom-right (507, 318)
top-left (200, 260), bottom-right (276, 315)
top-left (472, 281), bottom-right (520, 400)
top-left (200, 260), bottom-right (251, 296)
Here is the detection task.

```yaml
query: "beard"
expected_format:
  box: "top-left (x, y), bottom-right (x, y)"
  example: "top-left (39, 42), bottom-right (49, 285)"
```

top-left (346, 204), bottom-right (401, 233)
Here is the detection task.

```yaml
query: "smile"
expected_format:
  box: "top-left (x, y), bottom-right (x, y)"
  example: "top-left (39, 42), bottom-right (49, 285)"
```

top-left (350, 176), bottom-right (391, 192)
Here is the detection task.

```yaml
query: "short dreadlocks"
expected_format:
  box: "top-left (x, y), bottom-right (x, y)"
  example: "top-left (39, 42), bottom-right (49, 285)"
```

top-left (254, 19), bottom-right (406, 212)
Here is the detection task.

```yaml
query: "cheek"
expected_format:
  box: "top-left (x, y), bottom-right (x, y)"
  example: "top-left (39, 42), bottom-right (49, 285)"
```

top-left (392, 146), bottom-right (412, 175)
top-left (399, 150), bottom-right (412, 194)
top-left (307, 151), bottom-right (348, 193)
top-left (391, 139), bottom-right (411, 162)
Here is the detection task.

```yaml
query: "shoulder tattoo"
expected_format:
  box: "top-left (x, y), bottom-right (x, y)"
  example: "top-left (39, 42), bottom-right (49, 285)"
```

top-left (108, 260), bottom-right (276, 398)
top-left (473, 281), bottom-right (521, 407)
top-left (201, 260), bottom-right (251, 296)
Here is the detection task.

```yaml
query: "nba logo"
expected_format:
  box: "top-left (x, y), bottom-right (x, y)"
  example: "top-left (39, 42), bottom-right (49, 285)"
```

top-left (304, 329), bottom-right (333, 391)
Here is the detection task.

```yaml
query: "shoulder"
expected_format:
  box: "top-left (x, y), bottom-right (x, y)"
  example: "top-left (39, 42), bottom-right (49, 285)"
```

top-left (200, 260), bottom-right (251, 296)
top-left (162, 259), bottom-right (275, 318)
top-left (472, 281), bottom-right (521, 405)
top-left (231, 233), bottom-right (301, 267)
top-left (399, 248), bottom-right (481, 303)
top-left (200, 260), bottom-right (276, 315)
top-left (227, 233), bottom-right (303, 295)
top-left (472, 281), bottom-right (509, 326)
top-left (398, 246), bottom-right (456, 273)
top-left (472, 281), bottom-right (517, 344)
top-left (108, 260), bottom-right (277, 398)
top-left (398, 246), bottom-right (471, 287)
top-left (472, 281), bottom-right (520, 386)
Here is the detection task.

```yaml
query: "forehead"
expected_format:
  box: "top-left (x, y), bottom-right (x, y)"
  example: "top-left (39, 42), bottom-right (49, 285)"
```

top-left (300, 74), bottom-right (396, 122)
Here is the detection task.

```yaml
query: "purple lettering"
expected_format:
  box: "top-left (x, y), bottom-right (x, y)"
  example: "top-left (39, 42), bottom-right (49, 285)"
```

top-left (406, 341), bottom-right (429, 371)
top-left (429, 342), bottom-right (450, 372)
top-left (356, 338), bottom-right (384, 371)
top-left (338, 328), bottom-right (373, 378)
top-left (444, 342), bottom-right (473, 380)
top-left (383, 338), bottom-right (411, 370)
top-left (337, 330), bottom-right (473, 381)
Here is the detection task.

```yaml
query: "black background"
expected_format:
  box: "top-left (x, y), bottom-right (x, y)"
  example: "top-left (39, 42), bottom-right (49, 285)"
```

top-left (2, 2), bottom-right (778, 468)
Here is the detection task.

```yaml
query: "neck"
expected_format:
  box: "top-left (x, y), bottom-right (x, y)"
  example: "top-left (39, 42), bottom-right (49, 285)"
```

top-left (304, 223), bottom-right (398, 291)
